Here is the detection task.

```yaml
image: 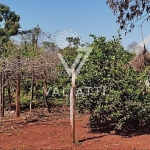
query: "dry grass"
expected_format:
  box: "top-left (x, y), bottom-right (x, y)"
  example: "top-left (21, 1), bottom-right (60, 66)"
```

top-left (126, 49), bottom-right (150, 73)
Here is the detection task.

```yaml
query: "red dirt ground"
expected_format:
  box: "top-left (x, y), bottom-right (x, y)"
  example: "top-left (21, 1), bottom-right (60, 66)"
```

top-left (0, 108), bottom-right (150, 149)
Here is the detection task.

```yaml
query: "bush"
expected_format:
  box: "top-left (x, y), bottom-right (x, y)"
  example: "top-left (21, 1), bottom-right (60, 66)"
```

top-left (57, 34), bottom-right (150, 133)
top-left (76, 35), bottom-right (150, 132)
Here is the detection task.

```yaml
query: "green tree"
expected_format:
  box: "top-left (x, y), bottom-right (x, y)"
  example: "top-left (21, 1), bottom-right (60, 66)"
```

top-left (31, 25), bottom-right (42, 51)
top-left (58, 34), bottom-right (150, 133)
top-left (76, 35), bottom-right (150, 133)
top-left (66, 37), bottom-right (81, 49)
top-left (0, 3), bottom-right (20, 51)
top-left (18, 25), bottom-right (51, 57)
top-left (42, 41), bottom-right (57, 52)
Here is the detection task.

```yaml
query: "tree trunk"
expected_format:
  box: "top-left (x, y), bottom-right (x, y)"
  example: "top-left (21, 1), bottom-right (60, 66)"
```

top-left (35, 79), bottom-right (39, 99)
top-left (30, 62), bottom-right (34, 113)
top-left (1, 71), bottom-right (4, 117)
top-left (16, 56), bottom-right (21, 117)
top-left (43, 69), bottom-right (50, 113)
top-left (8, 79), bottom-right (11, 111)
top-left (16, 73), bottom-right (20, 117)
top-left (70, 69), bottom-right (76, 143)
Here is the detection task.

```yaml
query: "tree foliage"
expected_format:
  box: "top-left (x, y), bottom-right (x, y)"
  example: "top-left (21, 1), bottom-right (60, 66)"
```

top-left (106, 0), bottom-right (150, 34)
top-left (76, 35), bottom-right (150, 133)
top-left (58, 34), bottom-right (150, 133)
top-left (18, 25), bottom-right (51, 57)
top-left (0, 3), bottom-right (20, 44)
top-left (66, 37), bottom-right (81, 49)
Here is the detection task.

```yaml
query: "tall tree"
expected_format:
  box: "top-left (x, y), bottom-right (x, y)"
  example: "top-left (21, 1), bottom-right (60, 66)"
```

top-left (72, 37), bottom-right (80, 48)
top-left (66, 37), bottom-right (74, 48)
top-left (66, 37), bottom-right (81, 49)
top-left (31, 25), bottom-right (42, 51)
top-left (0, 3), bottom-right (20, 47)
top-left (18, 25), bottom-right (51, 56)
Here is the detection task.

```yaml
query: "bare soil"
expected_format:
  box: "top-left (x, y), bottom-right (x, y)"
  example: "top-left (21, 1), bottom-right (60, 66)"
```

top-left (0, 107), bottom-right (150, 149)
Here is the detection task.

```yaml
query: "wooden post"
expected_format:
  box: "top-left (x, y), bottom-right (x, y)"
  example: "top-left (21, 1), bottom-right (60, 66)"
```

top-left (30, 62), bottom-right (34, 113)
top-left (1, 71), bottom-right (4, 117)
top-left (35, 79), bottom-right (39, 99)
top-left (0, 72), bottom-right (1, 116)
top-left (43, 69), bottom-right (50, 113)
top-left (8, 79), bottom-right (11, 111)
top-left (16, 56), bottom-right (21, 117)
top-left (70, 69), bottom-right (76, 143)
